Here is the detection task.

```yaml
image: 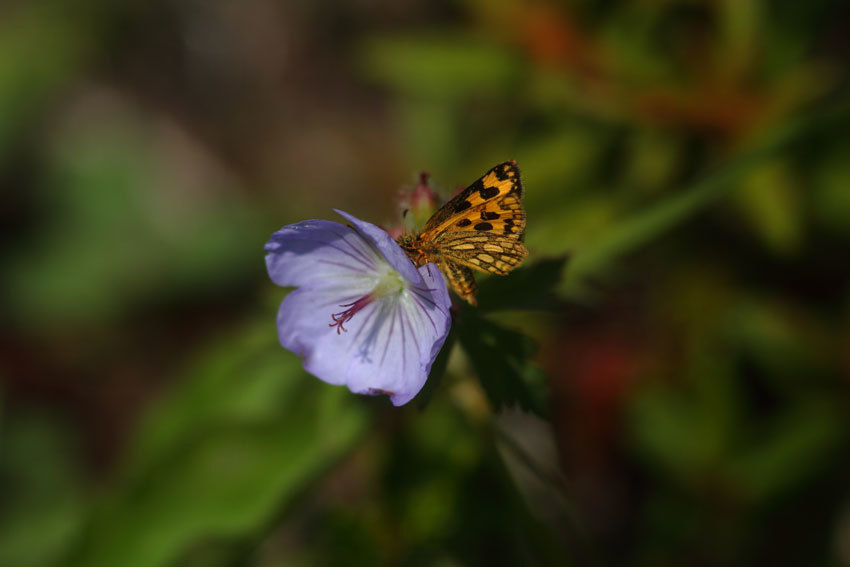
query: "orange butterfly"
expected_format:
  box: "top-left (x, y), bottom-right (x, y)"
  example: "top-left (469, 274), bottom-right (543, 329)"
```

top-left (397, 161), bottom-right (528, 305)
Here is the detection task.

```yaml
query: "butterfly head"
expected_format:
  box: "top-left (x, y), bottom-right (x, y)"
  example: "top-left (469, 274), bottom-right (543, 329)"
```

top-left (396, 233), bottom-right (429, 267)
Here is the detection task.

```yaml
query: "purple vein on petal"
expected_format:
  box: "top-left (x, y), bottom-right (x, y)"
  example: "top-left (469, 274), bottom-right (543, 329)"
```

top-left (380, 300), bottom-right (398, 366)
top-left (339, 232), bottom-right (381, 270)
top-left (409, 287), bottom-right (448, 317)
top-left (408, 286), bottom-right (437, 306)
top-left (358, 303), bottom-right (387, 363)
top-left (404, 305), bottom-right (421, 355)
top-left (398, 305), bottom-right (407, 371)
top-left (302, 230), bottom-right (376, 268)
top-left (327, 220), bottom-right (379, 255)
top-left (411, 294), bottom-right (439, 335)
top-left (327, 227), bottom-right (379, 270)
top-left (281, 233), bottom-right (376, 272)
top-left (315, 259), bottom-right (372, 273)
top-left (350, 302), bottom-right (379, 350)
top-left (324, 241), bottom-right (376, 271)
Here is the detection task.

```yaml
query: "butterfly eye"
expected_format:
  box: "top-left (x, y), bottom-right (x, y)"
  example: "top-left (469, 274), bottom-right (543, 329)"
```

top-left (402, 208), bottom-right (409, 218)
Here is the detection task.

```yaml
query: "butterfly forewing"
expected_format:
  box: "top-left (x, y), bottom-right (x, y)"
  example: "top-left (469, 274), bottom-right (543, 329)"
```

top-left (420, 161), bottom-right (523, 240)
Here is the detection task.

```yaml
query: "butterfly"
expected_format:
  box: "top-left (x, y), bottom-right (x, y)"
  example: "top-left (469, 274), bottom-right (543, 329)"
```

top-left (397, 161), bottom-right (528, 305)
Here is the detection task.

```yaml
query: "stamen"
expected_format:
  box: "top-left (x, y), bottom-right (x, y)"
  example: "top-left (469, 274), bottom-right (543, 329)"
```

top-left (329, 294), bottom-right (374, 334)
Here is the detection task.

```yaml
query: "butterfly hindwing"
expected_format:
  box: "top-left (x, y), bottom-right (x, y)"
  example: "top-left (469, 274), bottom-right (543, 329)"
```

top-left (436, 232), bottom-right (528, 276)
top-left (440, 260), bottom-right (478, 305)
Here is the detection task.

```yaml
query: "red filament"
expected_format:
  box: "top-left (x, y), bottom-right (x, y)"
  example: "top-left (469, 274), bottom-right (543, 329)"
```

top-left (329, 294), bottom-right (373, 334)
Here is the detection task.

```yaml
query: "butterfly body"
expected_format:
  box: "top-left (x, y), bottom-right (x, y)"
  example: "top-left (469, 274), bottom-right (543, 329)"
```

top-left (397, 161), bottom-right (528, 305)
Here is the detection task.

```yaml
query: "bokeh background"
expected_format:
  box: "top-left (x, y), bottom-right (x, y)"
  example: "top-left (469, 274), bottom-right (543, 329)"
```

top-left (2, 0), bottom-right (850, 565)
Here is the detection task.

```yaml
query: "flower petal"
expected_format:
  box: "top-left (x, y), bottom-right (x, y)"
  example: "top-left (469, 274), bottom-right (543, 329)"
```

top-left (276, 263), bottom-right (451, 406)
top-left (334, 209), bottom-right (423, 286)
top-left (265, 219), bottom-right (382, 290)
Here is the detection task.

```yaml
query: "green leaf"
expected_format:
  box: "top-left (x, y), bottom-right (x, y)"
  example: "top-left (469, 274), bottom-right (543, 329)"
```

top-left (812, 140), bottom-right (850, 238)
top-left (359, 34), bottom-right (522, 101)
top-left (121, 323), bottom-right (305, 477)
top-left (476, 257), bottom-right (569, 311)
top-left (456, 308), bottom-right (547, 414)
top-left (5, 102), bottom-right (264, 329)
top-left (735, 161), bottom-right (803, 256)
top-left (67, 321), bottom-right (370, 567)
top-left (560, 100), bottom-right (850, 298)
top-left (628, 351), bottom-right (740, 481)
top-left (0, 413), bottom-right (87, 567)
top-left (415, 328), bottom-right (457, 410)
top-left (0, 1), bottom-right (93, 161)
top-left (728, 399), bottom-right (845, 503)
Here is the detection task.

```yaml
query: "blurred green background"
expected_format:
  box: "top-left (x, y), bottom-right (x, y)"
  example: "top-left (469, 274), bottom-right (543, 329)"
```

top-left (2, 0), bottom-right (850, 565)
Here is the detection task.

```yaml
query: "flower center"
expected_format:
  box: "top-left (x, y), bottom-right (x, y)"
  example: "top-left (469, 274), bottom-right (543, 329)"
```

top-left (329, 270), bottom-right (407, 334)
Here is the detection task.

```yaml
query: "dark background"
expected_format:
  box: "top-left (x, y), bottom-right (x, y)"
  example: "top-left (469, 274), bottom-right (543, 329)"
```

top-left (2, 0), bottom-right (850, 565)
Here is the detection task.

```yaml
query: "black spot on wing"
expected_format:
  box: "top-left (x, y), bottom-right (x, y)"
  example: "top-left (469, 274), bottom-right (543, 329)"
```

top-left (479, 186), bottom-right (499, 199)
top-left (453, 200), bottom-right (472, 213)
top-left (456, 218), bottom-right (472, 227)
top-left (474, 222), bottom-right (493, 231)
top-left (494, 162), bottom-right (515, 180)
top-left (480, 211), bottom-right (499, 220)
top-left (494, 162), bottom-right (521, 193)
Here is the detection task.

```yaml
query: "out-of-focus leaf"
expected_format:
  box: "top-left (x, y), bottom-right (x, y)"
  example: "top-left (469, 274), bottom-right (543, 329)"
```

top-left (456, 308), bottom-right (547, 414)
top-left (526, 194), bottom-right (619, 259)
top-left (359, 34), bottom-right (523, 168)
top-left (5, 96), bottom-right (264, 329)
top-left (735, 161), bottom-right (803, 256)
top-left (359, 34), bottom-right (522, 100)
top-left (716, 0), bottom-right (761, 75)
top-left (519, 127), bottom-right (608, 204)
top-left (561, 168), bottom-right (733, 298)
top-left (727, 399), bottom-right (845, 503)
top-left (0, 413), bottom-right (87, 567)
top-left (476, 257), bottom-right (568, 311)
top-left (123, 322), bottom-right (305, 477)
top-left (628, 353), bottom-right (739, 480)
top-left (623, 128), bottom-right (682, 194)
top-left (494, 410), bottom-right (580, 563)
top-left (373, 396), bottom-right (568, 565)
top-left (560, 101), bottom-right (850, 298)
top-left (601, 5), bottom-right (677, 83)
top-left (416, 327), bottom-right (457, 410)
top-left (0, 1), bottom-right (92, 160)
top-left (397, 98), bottom-right (459, 172)
top-left (67, 319), bottom-right (370, 567)
top-left (812, 140), bottom-right (850, 238)
top-left (727, 299), bottom-right (832, 392)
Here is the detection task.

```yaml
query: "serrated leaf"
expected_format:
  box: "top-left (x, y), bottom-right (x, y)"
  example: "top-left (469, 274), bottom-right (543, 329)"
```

top-left (456, 308), bottom-right (547, 414)
top-left (416, 328), bottom-right (457, 410)
top-left (477, 257), bottom-right (568, 311)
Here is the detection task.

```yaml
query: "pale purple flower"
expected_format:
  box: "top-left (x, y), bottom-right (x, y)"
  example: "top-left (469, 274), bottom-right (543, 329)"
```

top-left (264, 209), bottom-right (451, 406)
